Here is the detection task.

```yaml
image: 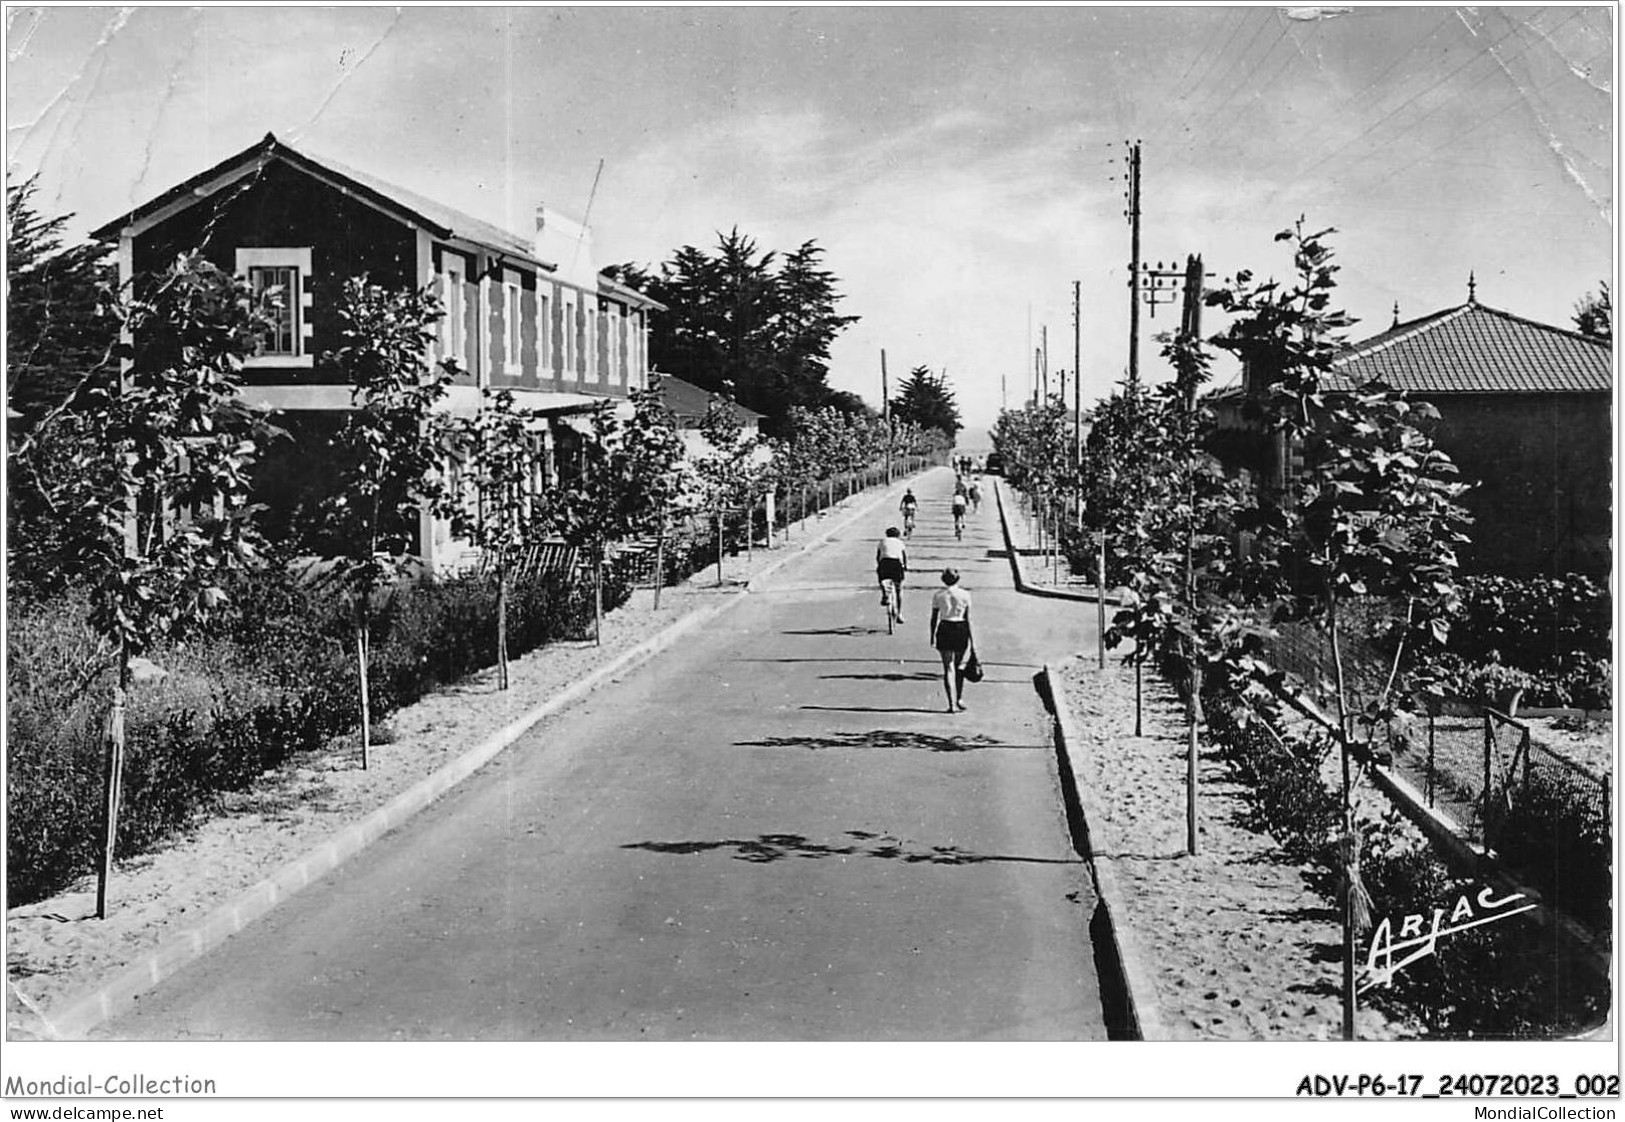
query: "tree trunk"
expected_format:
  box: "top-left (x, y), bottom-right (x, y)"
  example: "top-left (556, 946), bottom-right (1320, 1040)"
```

top-left (96, 641), bottom-right (131, 919)
top-left (497, 564), bottom-right (510, 690)
top-left (654, 522), bottom-right (666, 611)
top-left (357, 617), bottom-right (372, 770)
top-left (1134, 656), bottom-right (1143, 737)
top-left (1328, 596), bottom-right (1356, 1042)
top-left (716, 508), bottom-right (725, 585)
top-left (1187, 662), bottom-right (1203, 857)
top-left (593, 545), bottom-right (605, 646)
top-left (745, 497), bottom-right (753, 560)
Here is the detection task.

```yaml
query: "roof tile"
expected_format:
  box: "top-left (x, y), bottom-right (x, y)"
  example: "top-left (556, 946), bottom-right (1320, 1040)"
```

top-left (1327, 302), bottom-right (1611, 394)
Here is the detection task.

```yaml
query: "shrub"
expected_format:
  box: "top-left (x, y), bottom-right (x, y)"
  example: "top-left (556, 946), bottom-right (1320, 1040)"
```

top-left (1358, 813), bottom-right (1609, 1038)
top-left (6, 562), bottom-right (619, 905)
top-left (1451, 574), bottom-right (1611, 671)
top-left (1487, 763), bottom-right (1612, 933)
top-left (1205, 695), bottom-right (1340, 864)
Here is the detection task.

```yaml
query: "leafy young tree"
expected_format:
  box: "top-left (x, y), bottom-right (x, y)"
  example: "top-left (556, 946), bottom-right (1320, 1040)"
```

top-left (613, 376), bottom-right (689, 610)
top-left (67, 253), bottom-right (266, 916)
top-left (774, 406), bottom-right (822, 531)
top-left (312, 277), bottom-right (458, 768)
top-left (693, 390), bottom-right (757, 584)
top-left (449, 388), bottom-right (548, 690)
top-left (1106, 329), bottom-right (1261, 855)
top-left (1207, 220), bottom-right (1472, 1040)
top-left (553, 404), bottom-right (623, 646)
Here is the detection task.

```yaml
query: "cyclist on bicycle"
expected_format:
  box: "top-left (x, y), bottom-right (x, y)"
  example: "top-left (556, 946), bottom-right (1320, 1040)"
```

top-left (951, 487), bottom-right (968, 537)
top-left (899, 489), bottom-right (919, 536)
top-left (875, 526), bottom-right (908, 622)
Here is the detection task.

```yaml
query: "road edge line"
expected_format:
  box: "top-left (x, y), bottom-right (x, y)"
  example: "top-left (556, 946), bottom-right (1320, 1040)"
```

top-left (993, 480), bottom-right (1122, 605)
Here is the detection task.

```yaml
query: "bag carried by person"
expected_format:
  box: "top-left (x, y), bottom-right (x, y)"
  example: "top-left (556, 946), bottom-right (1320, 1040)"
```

top-left (960, 647), bottom-right (984, 684)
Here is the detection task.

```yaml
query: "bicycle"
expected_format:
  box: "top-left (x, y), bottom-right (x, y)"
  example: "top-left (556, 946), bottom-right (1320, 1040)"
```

top-left (953, 511), bottom-right (965, 541)
top-left (902, 509), bottom-right (916, 537)
top-left (881, 577), bottom-right (901, 634)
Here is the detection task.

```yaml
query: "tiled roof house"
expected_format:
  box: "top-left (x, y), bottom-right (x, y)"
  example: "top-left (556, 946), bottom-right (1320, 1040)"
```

top-left (1211, 296), bottom-right (1613, 578)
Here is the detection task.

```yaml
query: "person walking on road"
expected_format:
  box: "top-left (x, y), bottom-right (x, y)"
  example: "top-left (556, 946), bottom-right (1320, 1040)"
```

top-left (875, 526), bottom-right (908, 623)
top-left (929, 567), bottom-right (974, 712)
top-left (967, 478), bottom-right (982, 513)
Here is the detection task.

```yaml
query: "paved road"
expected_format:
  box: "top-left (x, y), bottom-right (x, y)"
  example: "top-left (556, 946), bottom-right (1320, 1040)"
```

top-left (97, 467), bottom-right (1107, 1040)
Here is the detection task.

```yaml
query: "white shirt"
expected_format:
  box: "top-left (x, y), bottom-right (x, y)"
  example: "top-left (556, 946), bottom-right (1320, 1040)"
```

top-left (876, 537), bottom-right (907, 562)
top-left (931, 585), bottom-right (972, 622)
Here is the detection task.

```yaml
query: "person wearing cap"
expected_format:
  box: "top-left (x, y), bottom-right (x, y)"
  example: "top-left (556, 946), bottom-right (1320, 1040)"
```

top-left (929, 567), bottom-right (974, 712)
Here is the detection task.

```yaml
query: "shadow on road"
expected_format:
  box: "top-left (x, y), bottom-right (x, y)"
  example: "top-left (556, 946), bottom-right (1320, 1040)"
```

top-left (817, 671), bottom-right (939, 682)
top-left (735, 729), bottom-right (1044, 753)
top-left (781, 626), bottom-right (887, 637)
top-left (798, 704), bottom-right (952, 714)
top-left (622, 830), bottom-right (1083, 866)
top-left (731, 657), bottom-right (941, 666)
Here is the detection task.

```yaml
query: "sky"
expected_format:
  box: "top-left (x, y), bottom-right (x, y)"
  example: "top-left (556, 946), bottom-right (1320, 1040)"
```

top-left (4, 4), bottom-right (1616, 448)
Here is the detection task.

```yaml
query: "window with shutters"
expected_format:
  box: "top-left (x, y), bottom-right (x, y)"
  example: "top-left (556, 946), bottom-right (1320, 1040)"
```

top-left (236, 248), bottom-right (313, 367)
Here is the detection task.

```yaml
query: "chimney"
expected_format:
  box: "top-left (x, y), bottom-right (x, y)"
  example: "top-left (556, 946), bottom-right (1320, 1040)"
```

top-left (534, 204), bottom-right (547, 234)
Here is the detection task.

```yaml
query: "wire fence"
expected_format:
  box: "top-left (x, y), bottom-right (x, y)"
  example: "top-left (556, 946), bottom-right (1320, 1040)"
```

top-left (1262, 610), bottom-right (1612, 934)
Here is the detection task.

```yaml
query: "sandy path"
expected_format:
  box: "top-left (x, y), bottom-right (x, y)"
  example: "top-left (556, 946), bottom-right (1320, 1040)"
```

top-left (1057, 660), bottom-right (1411, 1040)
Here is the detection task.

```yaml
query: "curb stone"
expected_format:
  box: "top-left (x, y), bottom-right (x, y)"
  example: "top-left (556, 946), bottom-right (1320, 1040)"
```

top-left (29, 469), bottom-right (936, 1041)
top-left (992, 480), bottom-right (1123, 606)
top-left (1043, 663), bottom-right (1172, 1042)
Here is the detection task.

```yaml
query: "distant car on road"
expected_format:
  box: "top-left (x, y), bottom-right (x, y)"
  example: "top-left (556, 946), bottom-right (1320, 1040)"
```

top-left (983, 452), bottom-right (1004, 475)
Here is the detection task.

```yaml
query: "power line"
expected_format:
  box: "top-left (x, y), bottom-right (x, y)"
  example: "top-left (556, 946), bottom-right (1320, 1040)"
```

top-left (1350, 41), bottom-right (1613, 195)
top-left (1145, 8), bottom-right (1256, 151)
top-left (1171, 16), bottom-right (1317, 175)
top-left (1260, 7), bottom-right (1550, 208)
top-left (1155, 9), bottom-right (1278, 161)
top-left (1166, 15), bottom-right (1297, 173)
top-left (1340, 10), bottom-right (1458, 108)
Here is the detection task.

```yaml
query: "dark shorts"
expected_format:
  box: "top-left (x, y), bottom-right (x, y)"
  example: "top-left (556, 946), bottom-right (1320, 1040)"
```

top-left (934, 619), bottom-right (970, 655)
top-left (877, 558), bottom-right (905, 584)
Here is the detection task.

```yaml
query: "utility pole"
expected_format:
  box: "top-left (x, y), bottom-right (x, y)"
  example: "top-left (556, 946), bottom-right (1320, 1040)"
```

top-left (1041, 325), bottom-right (1050, 403)
top-left (1125, 139), bottom-right (1143, 398)
top-left (881, 348), bottom-right (891, 484)
top-left (1072, 279), bottom-right (1082, 528)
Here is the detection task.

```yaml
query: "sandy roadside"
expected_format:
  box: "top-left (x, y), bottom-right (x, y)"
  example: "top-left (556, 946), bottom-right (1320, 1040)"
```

top-left (6, 502), bottom-right (874, 1038)
top-left (996, 477), bottom-right (1412, 1040)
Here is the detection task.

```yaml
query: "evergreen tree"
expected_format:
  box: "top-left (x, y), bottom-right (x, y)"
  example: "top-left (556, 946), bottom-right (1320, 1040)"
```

top-left (1572, 282), bottom-right (1611, 343)
top-left (604, 230), bottom-right (860, 432)
top-left (6, 176), bottom-right (117, 431)
top-left (891, 365), bottom-right (962, 442)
